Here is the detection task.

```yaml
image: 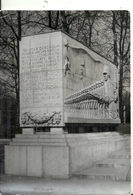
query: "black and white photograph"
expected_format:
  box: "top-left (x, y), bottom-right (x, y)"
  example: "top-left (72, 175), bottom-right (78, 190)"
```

top-left (0, 9), bottom-right (131, 195)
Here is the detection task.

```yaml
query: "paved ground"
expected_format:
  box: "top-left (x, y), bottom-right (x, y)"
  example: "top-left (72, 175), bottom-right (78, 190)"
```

top-left (0, 139), bottom-right (131, 195)
top-left (0, 174), bottom-right (131, 195)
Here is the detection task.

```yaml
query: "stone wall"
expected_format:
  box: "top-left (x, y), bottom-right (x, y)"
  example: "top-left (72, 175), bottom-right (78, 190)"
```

top-left (67, 133), bottom-right (130, 175)
top-left (0, 139), bottom-right (10, 173)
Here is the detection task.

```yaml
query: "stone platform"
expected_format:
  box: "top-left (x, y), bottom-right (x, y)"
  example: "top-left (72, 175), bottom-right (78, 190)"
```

top-left (5, 132), bottom-right (130, 179)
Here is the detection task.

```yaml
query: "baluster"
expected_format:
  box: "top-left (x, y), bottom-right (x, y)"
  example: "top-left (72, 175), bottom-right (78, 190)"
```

top-left (72, 103), bottom-right (74, 114)
top-left (90, 100), bottom-right (92, 117)
top-left (74, 103), bottom-right (76, 114)
top-left (106, 105), bottom-right (109, 118)
top-left (85, 100), bottom-right (88, 116)
top-left (97, 101), bottom-right (100, 118)
top-left (91, 100), bottom-right (94, 117)
top-left (84, 101), bottom-right (86, 116)
top-left (92, 100), bottom-right (95, 118)
top-left (99, 81), bottom-right (103, 118)
top-left (92, 83), bottom-right (95, 117)
top-left (79, 102), bottom-right (82, 115)
top-left (94, 83), bottom-right (97, 117)
top-left (87, 100), bottom-right (89, 117)
top-left (103, 102), bottom-right (106, 118)
top-left (80, 102), bottom-right (83, 115)
top-left (89, 85), bottom-right (93, 117)
top-left (91, 100), bottom-right (93, 118)
top-left (80, 101), bottom-right (82, 115)
top-left (82, 101), bottom-right (84, 115)
top-left (75, 103), bottom-right (77, 113)
top-left (81, 101), bottom-right (83, 115)
top-left (86, 100), bottom-right (89, 117)
top-left (104, 103), bottom-right (109, 118)
top-left (94, 100), bottom-right (97, 117)
top-left (98, 81), bottom-right (101, 118)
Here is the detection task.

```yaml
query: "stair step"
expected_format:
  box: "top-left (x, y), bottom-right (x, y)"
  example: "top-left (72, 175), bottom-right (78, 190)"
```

top-left (110, 151), bottom-right (131, 159)
top-left (110, 154), bottom-right (130, 159)
top-left (126, 167), bottom-right (131, 181)
top-left (122, 147), bottom-right (130, 152)
top-left (93, 158), bottom-right (130, 168)
top-left (73, 166), bottom-right (130, 181)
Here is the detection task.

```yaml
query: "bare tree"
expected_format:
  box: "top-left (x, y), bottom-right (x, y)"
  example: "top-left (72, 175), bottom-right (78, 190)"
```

top-left (0, 11), bottom-right (21, 128)
top-left (112, 11), bottom-right (130, 122)
top-left (92, 11), bottom-right (130, 122)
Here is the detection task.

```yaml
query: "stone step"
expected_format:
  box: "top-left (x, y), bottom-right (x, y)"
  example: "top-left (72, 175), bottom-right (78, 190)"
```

top-left (73, 166), bottom-right (130, 181)
top-left (10, 134), bottom-right (127, 147)
top-left (15, 132), bottom-right (129, 140)
top-left (93, 158), bottom-right (130, 168)
top-left (10, 142), bottom-right (68, 146)
top-left (15, 134), bottom-right (66, 139)
top-left (122, 147), bottom-right (130, 152)
top-left (12, 138), bottom-right (66, 143)
top-left (110, 150), bottom-right (131, 159)
top-left (14, 135), bottom-right (124, 142)
top-left (126, 167), bottom-right (131, 181)
top-left (67, 132), bottom-right (120, 138)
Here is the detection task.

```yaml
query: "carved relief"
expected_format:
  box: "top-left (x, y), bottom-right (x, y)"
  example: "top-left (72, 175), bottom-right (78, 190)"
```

top-left (102, 65), bottom-right (118, 119)
top-left (21, 111), bottom-right (61, 125)
top-left (79, 58), bottom-right (86, 80)
top-left (63, 37), bottom-right (71, 76)
top-left (64, 65), bottom-right (119, 120)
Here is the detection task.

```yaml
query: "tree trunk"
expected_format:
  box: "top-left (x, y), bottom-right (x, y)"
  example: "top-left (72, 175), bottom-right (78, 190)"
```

top-left (119, 58), bottom-right (124, 123)
top-left (89, 25), bottom-right (92, 48)
top-left (112, 11), bottom-right (118, 67)
top-left (16, 11), bottom-right (21, 129)
top-left (48, 11), bottom-right (52, 28)
top-left (60, 11), bottom-right (69, 33)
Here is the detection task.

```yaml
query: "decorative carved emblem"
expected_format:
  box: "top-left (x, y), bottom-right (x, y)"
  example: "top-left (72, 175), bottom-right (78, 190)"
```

top-left (21, 111), bottom-right (61, 125)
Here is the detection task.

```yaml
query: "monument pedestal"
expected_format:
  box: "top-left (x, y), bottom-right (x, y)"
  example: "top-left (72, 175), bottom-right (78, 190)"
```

top-left (5, 133), bottom-right (69, 178)
top-left (5, 132), bottom-right (130, 178)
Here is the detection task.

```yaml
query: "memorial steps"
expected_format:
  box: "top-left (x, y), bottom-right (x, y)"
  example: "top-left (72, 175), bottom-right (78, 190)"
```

top-left (73, 146), bottom-right (131, 181)
top-left (110, 149), bottom-right (131, 159)
top-left (10, 132), bottom-right (128, 146)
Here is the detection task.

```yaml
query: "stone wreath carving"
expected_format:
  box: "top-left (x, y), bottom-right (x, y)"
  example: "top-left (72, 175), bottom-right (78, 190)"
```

top-left (21, 111), bottom-right (61, 125)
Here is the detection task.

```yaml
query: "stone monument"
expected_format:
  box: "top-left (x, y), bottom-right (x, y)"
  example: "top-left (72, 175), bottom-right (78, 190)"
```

top-left (20, 31), bottom-right (120, 132)
top-left (5, 31), bottom-right (127, 179)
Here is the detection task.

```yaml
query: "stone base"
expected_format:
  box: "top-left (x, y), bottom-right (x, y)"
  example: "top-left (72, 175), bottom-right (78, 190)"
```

top-left (22, 128), bottom-right (34, 134)
top-left (50, 128), bottom-right (64, 134)
top-left (5, 132), bottom-right (130, 178)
